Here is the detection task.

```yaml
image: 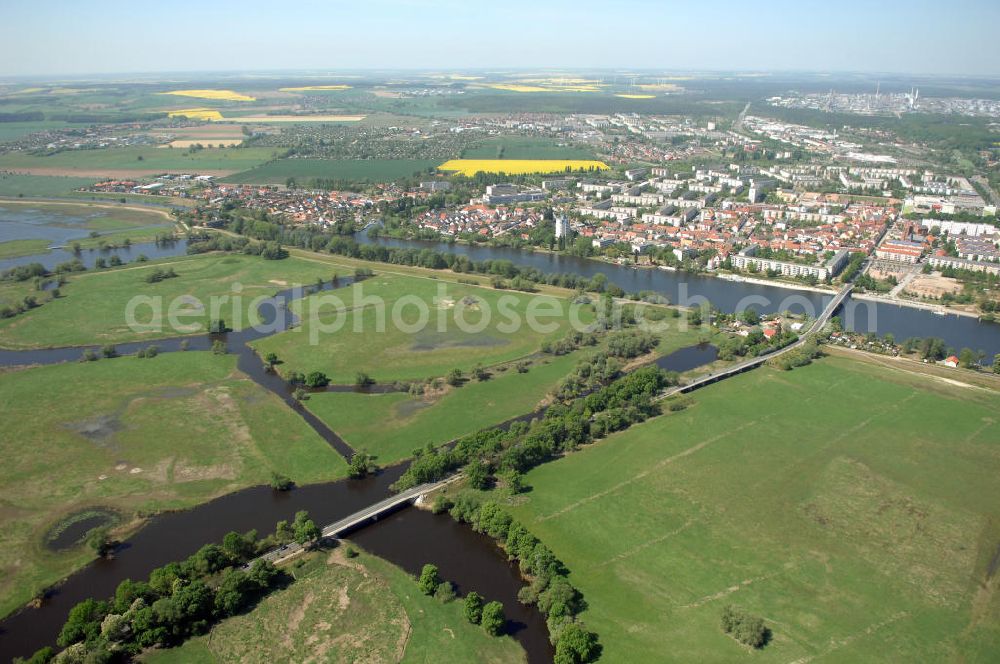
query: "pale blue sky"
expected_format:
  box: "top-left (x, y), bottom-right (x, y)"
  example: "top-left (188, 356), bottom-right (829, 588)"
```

top-left (1, 0), bottom-right (998, 77)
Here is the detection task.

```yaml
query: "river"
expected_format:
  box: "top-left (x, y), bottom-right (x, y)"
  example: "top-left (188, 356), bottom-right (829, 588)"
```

top-left (2, 211), bottom-right (999, 661)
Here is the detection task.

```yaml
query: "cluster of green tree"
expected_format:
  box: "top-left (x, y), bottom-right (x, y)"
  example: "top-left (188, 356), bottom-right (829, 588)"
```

top-left (47, 529), bottom-right (289, 663)
top-left (540, 330), bottom-right (600, 356)
top-left (854, 272), bottom-right (896, 293)
top-left (717, 327), bottom-right (799, 361)
top-left (767, 338), bottom-right (822, 371)
top-left (838, 252), bottom-right (867, 283)
top-left (142, 267), bottom-right (178, 284)
top-left (287, 370), bottom-right (330, 388)
top-left (185, 233), bottom-right (286, 260)
top-left (553, 353), bottom-right (628, 401)
top-left (605, 330), bottom-right (659, 359)
top-left (347, 452), bottom-right (377, 479)
top-left (896, 336), bottom-right (987, 366)
top-left (392, 366), bottom-right (672, 492)
top-left (444, 498), bottom-right (601, 664)
top-left (0, 293), bottom-right (46, 319)
top-left (215, 214), bottom-right (625, 294)
top-left (720, 605), bottom-right (769, 648)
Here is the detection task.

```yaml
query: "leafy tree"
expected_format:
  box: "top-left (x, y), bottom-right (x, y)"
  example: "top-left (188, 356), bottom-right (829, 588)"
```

top-left (211, 340), bottom-right (227, 355)
top-left (270, 472), bottom-right (293, 491)
top-left (304, 371), bottom-right (330, 388)
top-left (958, 347), bottom-right (976, 369)
top-left (993, 354), bottom-right (1000, 375)
top-left (57, 598), bottom-right (109, 646)
top-left (101, 344), bottom-right (118, 358)
top-left (721, 605), bottom-right (768, 648)
top-left (355, 371), bottom-right (375, 387)
top-left (274, 519), bottom-right (294, 544)
top-left (293, 510), bottom-right (321, 546)
top-left (446, 368), bottom-right (463, 386)
top-left (480, 600), bottom-right (506, 636)
top-left (554, 622), bottom-right (601, 664)
top-left (208, 319), bottom-right (229, 334)
top-left (464, 591), bottom-right (484, 624)
top-left (264, 352), bottom-right (278, 367)
top-left (87, 527), bottom-right (114, 557)
top-left (348, 452), bottom-right (377, 479)
top-left (418, 564), bottom-right (441, 596)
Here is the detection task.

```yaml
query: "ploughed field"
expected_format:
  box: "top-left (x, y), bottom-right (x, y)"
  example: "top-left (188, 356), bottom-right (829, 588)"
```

top-left (508, 354), bottom-right (1000, 662)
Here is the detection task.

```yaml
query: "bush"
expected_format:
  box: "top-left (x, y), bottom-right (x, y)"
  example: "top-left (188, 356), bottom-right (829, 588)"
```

top-left (434, 581), bottom-right (456, 603)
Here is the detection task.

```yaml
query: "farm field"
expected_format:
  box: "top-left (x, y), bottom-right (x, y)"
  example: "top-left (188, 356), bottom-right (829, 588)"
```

top-left (0, 121), bottom-right (72, 142)
top-left (143, 548), bottom-right (524, 664)
top-left (0, 146), bottom-right (278, 177)
top-left (252, 272), bottom-right (591, 384)
top-left (461, 137), bottom-right (597, 160)
top-left (438, 159), bottom-right (610, 176)
top-left (508, 355), bottom-right (1000, 663)
top-left (0, 253), bottom-right (341, 348)
top-left (306, 350), bottom-right (587, 464)
top-left (0, 174), bottom-right (97, 198)
top-left (0, 351), bottom-right (346, 618)
top-left (161, 89), bottom-right (256, 102)
top-left (223, 158), bottom-right (437, 184)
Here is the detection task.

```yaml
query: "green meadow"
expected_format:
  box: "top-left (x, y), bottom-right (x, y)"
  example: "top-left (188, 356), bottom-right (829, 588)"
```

top-left (253, 272), bottom-right (592, 384)
top-left (0, 146), bottom-right (278, 174)
top-left (223, 158), bottom-right (438, 184)
top-left (461, 137), bottom-right (596, 160)
top-left (0, 173), bottom-right (97, 197)
top-left (0, 253), bottom-right (342, 348)
top-left (0, 238), bottom-right (51, 259)
top-left (144, 548), bottom-right (524, 664)
top-left (0, 352), bottom-right (345, 618)
top-left (0, 201), bottom-right (177, 249)
top-left (508, 355), bottom-right (1000, 663)
top-left (306, 350), bottom-right (587, 464)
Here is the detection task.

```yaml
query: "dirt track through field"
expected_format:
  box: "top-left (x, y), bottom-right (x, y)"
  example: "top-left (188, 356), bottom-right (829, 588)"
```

top-left (535, 420), bottom-right (759, 523)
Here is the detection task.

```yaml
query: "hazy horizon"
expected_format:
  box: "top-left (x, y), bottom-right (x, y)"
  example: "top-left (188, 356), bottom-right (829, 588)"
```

top-left (2, 0), bottom-right (999, 78)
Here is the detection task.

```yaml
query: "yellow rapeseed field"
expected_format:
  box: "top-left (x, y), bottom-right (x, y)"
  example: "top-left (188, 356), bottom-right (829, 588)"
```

top-left (279, 85), bottom-right (352, 91)
top-left (161, 89), bottom-right (256, 102)
top-left (484, 80), bottom-right (604, 93)
top-left (615, 94), bottom-right (656, 99)
top-left (438, 159), bottom-right (610, 177)
top-left (166, 108), bottom-right (224, 121)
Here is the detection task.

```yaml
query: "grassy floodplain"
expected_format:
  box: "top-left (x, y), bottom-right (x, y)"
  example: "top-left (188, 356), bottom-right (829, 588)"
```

top-left (252, 272), bottom-right (592, 384)
top-left (143, 548), bottom-right (524, 664)
top-left (223, 158), bottom-right (438, 184)
top-left (0, 351), bottom-right (346, 618)
top-left (0, 200), bottom-right (177, 249)
top-left (0, 253), bottom-right (351, 348)
top-left (306, 350), bottom-right (588, 464)
top-left (507, 354), bottom-right (1000, 662)
top-left (0, 238), bottom-right (51, 259)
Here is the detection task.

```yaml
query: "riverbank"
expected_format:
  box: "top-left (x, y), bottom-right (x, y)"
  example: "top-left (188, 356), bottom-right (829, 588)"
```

top-left (851, 291), bottom-right (983, 319)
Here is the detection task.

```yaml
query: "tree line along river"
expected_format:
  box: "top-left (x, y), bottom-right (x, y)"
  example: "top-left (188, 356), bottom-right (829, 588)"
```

top-left (1, 216), bottom-right (999, 661)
